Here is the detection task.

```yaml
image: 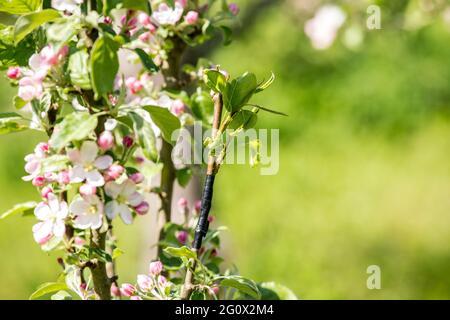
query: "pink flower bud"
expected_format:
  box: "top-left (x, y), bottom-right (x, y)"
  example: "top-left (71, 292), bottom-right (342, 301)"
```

top-left (79, 283), bottom-right (87, 291)
top-left (32, 176), bottom-right (45, 187)
top-left (185, 11), bottom-right (199, 25)
top-left (129, 172), bottom-right (144, 184)
top-left (146, 23), bottom-right (156, 33)
top-left (135, 156), bottom-right (145, 164)
top-left (176, 0), bottom-right (187, 8)
top-left (211, 248), bottom-right (218, 257)
top-left (97, 131), bottom-right (115, 151)
top-left (130, 296), bottom-right (143, 300)
top-left (79, 184), bottom-right (97, 196)
top-left (212, 285), bottom-right (220, 295)
top-left (137, 274), bottom-right (152, 291)
top-left (158, 275), bottom-right (167, 287)
top-left (139, 32), bottom-right (151, 42)
top-left (208, 215), bottom-right (215, 223)
top-left (111, 283), bottom-right (120, 297)
top-left (177, 197), bottom-right (188, 211)
top-left (108, 94), bottom-right (118, 106)
top-left (229, 3), bottom-right (239, 15)
top-left (123, 135), bottom-right (134, 148)
top-left (6, 66), bottom-right (21, 79)
top-left (176, 230), bottom-right (188, 244)
top-left (134, 201), bottom-right (149, 215)
top-left (34, 142), bottom-right (49, 156)
top-left (149, 261), bottom-right (163, 276)
top-left (41, 186), bottom-right (53, 199)
top-left (125, 77), bottom-right (144, 94)
top-left (120, 15), bottom-right (127, 26)
top-left (105, 164), bottom-right (124, 181)
top-left (58, 170), bottom-right (70, 185)
top-left (194, 200), bottom-right (202, 213)
top-left (103, 16), bottom-right (112, 24)
top-left (44, 172), bottom-right (57, 182)
top-left (172, 99), bottom-right (186, 116)
top-left (138, 12), bottom-right (151, 26)
top-left (74, 236), bottom-right (85, 246)
top-left (120, 283), bottom-right (136, 297)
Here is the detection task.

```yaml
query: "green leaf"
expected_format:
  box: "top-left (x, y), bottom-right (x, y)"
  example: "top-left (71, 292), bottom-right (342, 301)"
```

top-left (204, 69), bottom-right (227, 93)
top-left (122, 0), bottom-right (151, 13)
top-left (134, 48), bottom-right (158, 73)
top-left (0, 24), bottom-right (35, 69)
top-left (0, 112), bottom-right (23, 121)
top-left (29, 282), bottom-right (69, 300)
top-left (259, 282), bottom-right (298, 300)
top-left (68, 50), bottom-right (91, 89)
top-left (14, 96), bottom-right (28, 109)
top-left (0, 201), bottom-right (37, 219)
top-left (223, 72), bottom-right (258, 113)
top-left (191, 90), bottom-right (214, 124)
top-left (46, 16), bottom-right (79, 45)
top-left (128, 111), bottom-right (158, 162)
top-left (220, 25), bottom-right (232, 46)
top-left (0, 121), bottom-right (28, 135)
top-left (228, 110), bottom-right (257, 131)
top-left (89, 247), bottom-right (112, 263)
top-left (164, 246), bottom-right (197, 260)
top-left (142, 105), bottom-right (181, 144)
top-left (190, 290), bottom-right (207, 300)
top-left (112, 248), bottom-right (124, 260)
top-left (90, 33), bottom-right (120, 99)
top-left (176, 167), bottom-right (192, 187)
top-left (249, 104), bottom-right (288, 117)
top-left (14, 9), bottom-right (60, 44)
top-left (51, 290), bottom-right (72, 300)
top-left (40, 154), bottom-right (68, 173)
top-left (255, 72), bottom-right (275, 93)
top-left (49, 112), bottom-right (98, 151)
top-left (219, 275), bottom-right (261, 300)
top-left (0, 0), bottom-right (41, 15)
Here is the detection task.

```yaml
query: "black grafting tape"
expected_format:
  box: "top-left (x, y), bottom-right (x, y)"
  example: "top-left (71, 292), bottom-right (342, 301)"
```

top-left (193, 174), bottom-right (215, 249)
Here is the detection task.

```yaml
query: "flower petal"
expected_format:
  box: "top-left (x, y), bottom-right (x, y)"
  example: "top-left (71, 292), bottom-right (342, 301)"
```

top-left (80, 141), bottom-right (98, 164)
top-left (105, 200), bottom-right (119, 220)
top-left (121, 179), bottom-right (137, 197)
top-left (105, 181), bottom-right (122, 199)
top-left (34, 202), bottom-right (52, 221)
top-left (70, 165), bottom-right (86, 183)
top-left (67, 149), bottom-right (81, 164)
top-left (57, 201), bottom-right (69, 219)
top-left (85, 170), bottom-right (105, 187)
top-left (33, 220), bottom-right (53, 244)
top-left (94, 155), bottom-right (113, 170)
top-left (73, 214), bottom-right (93, 230)
top-left (128, 192), bottom-right (143, 207)
top-left (69, 197), bottom-right (89, 215)
top-left (53, 220), bottom-right (66, 237)
top-left (119, 204), bottom-right (133, 225)
top-left (47, 193), bottom-right (60, 213)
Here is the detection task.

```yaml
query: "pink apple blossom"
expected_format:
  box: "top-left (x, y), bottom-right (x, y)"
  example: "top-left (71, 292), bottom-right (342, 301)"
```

top-left (68, 141), bottom-right (113, 186)
top-left (177, 197), bottom-right (188, 213)
top-left (104, 164), bottom-right (124, 181)
top-left (137, 274), bottom-right (152, 292)
top-left (185, 11), bottom-right (199, 25)
top-left (105, 179), bottom-right (143, 224)
top-left (33, 193), bottom-right (69, 245)
top-left (137, 12), bottom-right (152, 26)
top-left (58, 170), bottom-right (71, 185)
top-left (111, 283), bottom-right (120, 297)
top-left (139, 32), bottom-right (151, 42)
top-left (152, 2), bottom-right (184, 26)
top-left (69, 195), bottom-right (104, 230)
top-left (32, 176), bottom-right (45, 187)
top-left (79, 183), bottom-right (97, 196)
top-left (41, 186), bottom-right (53, 199)
top-left (194, 200), bottom-right (202, 213)
top-left (129, 172), bottom-right (144, 184)
top-left (171, 99), bottom-right (186, 115)
top-left (125, 77), bottom-right (144, 94)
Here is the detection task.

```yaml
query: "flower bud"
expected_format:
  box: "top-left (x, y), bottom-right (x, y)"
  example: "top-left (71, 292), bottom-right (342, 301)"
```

top-left (79, 183), bottom-right (97, 196)
top-left (172, 99), bottom-right (186, 116)
top-left (125, 77), bottom-right (143, 94)
top-left (41, 186), bottom-right (53, 199)
top-left (123, 135), bottom-right (134, 148)
top-left (185, 11), bottom-right (199, 25)
top-left (97, 131), bottom-right (115, 151)
top-left (211, 248), bottom-right (218, 257)
top-left (58, 170), bottom-right (70, 185)
top-left (137, 274), bottom-right (152, 291)
top-left (139, 32), bottom-right (151, 42)
top-left (7, 66), bottom-right (21, 79)
top-left (135, 156), bottom-right (145, 164)
top-left (32, 176), bottom-right (45, 187)
top-left (74, 236), bottom-right (85, 246)
top-left (134, 201), bottom-right (149, 215)
top-left (111, 283), bottom-right (120, 297)
top-left (79, 283), bottom-right (87, 291)
top-left (208, 215), bottom-right (215, 223)
top-left (130, 295), bottom-right (143, 300)
top-left (229, 3), bottom-right (239, 15)
top-left (44, 172), bottom-right (57, 182)
top-left (158, 275), bottom-right (168, 287)
top-left (211, 285), bottom-right (220, 295)
top-left (176, 230), bottom-right (188, 244)
top-left (34, 142), bottom-right (49, 156)
top-left (129, 172), bottom-right (144, 184)
top-left (105, 164), bottom-right (124, 181)
top-left (177, 197), bottom-right (188, 212)
top-left (103, 16), bottom-right (112, 24)
top-left (149, 261), bottom-right (163, 276)
top-left (120, 283), bottom-right (136, 297)
top-left (138, 12), bottom-right (151, 26)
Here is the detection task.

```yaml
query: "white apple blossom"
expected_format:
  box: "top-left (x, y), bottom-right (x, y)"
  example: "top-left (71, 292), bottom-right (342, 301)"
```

top-left (32, 193), bottom-right (69, 245)
top-left (104, 179), bottom-right (143, 225)
top-left (70, 195), bottom-right (104, 230)
top-left (152, 2), bottom-right (184, 26)
top-left (22, 143), bottom-right (49, 181)
top-left (304, 5), bottom-right (346, 50)
top-left (68, 141), bottom-right (113, 186)
top-left (52, 0), bottom-right (84, 14)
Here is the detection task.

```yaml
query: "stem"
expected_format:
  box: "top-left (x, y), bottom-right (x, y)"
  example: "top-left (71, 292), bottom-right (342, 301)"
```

top-left (181, 93), bottom-right (223, 300)
top-left (89, 229), bottom-right (112, 300)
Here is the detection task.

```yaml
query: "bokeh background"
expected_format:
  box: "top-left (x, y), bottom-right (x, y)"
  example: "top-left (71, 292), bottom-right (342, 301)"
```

top-left (1, 0), bottom-right (450, 299)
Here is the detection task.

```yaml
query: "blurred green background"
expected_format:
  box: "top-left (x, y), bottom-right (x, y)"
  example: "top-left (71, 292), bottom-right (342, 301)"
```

top-left (1, 0), bottom-right (450, 299)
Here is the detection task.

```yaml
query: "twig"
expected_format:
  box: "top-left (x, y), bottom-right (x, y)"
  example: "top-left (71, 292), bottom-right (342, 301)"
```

top-left (181, 93), bottom-right (223, 300)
